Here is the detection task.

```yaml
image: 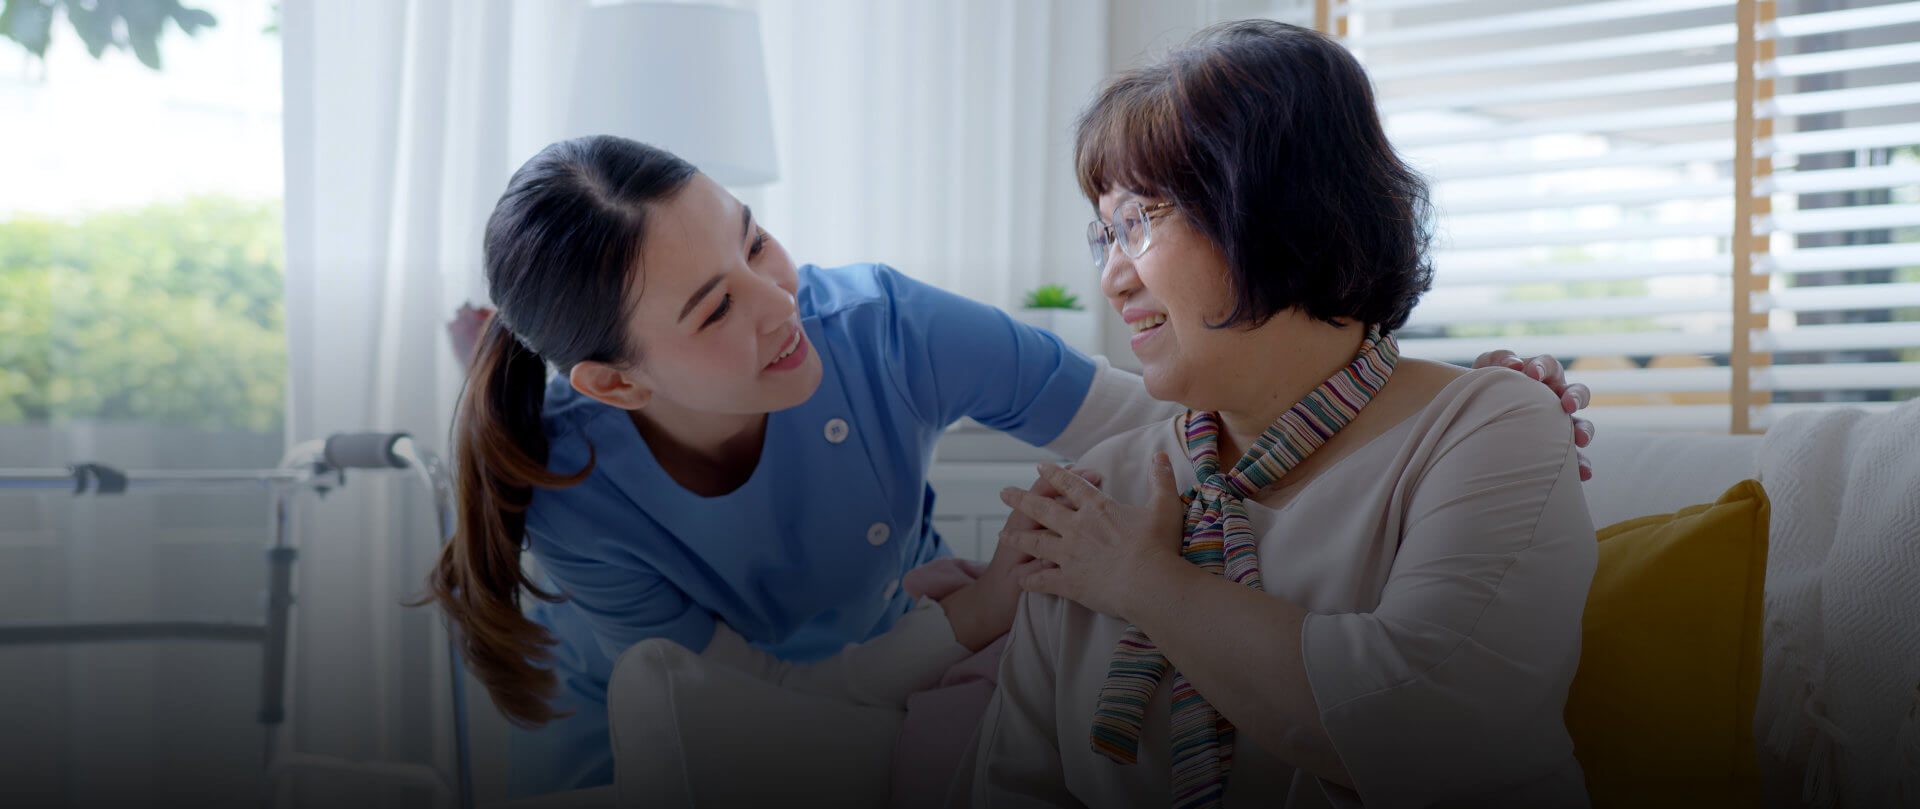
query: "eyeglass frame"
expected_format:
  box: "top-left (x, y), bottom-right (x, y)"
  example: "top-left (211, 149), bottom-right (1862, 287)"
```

top-left (1087, 200), bottom-right (1178, 273)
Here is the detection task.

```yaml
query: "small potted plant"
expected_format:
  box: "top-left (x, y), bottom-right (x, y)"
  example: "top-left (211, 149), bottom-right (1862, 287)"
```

top-left (1012, 284), bottom-right (1097, 356)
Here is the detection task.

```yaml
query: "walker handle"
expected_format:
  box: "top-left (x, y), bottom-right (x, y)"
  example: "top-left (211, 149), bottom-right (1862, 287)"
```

top-left (323, 432), bottom-right (410, 469)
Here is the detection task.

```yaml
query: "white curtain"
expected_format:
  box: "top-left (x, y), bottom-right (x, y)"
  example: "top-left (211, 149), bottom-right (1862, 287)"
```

top-left (748, 0), bottom-right (1108, 309)
top-left (281, 0), bottom-right (1106, 804)
top-left (281, 0), bottom-right (546, 804)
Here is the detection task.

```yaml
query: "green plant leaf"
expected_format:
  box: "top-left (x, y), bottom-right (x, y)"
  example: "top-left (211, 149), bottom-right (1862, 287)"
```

top-left (0, 0), bottom-right (219, 71)
top-left (1022, 284), bottom-right (1082, 310)
top-left (123, 0), bottom-right (166, 69)
top-left (178, 6), bottom-right (214, 33)
top-left (1, 0), bottom-right (58, 57)
top-left (65, 2), bottom-right (111, 59)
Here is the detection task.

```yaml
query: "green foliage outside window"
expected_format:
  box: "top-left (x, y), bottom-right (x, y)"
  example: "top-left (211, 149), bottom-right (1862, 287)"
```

top-left (0, 0), bottom-right (217, 70)
top-left (0, 196), bottom-right (285, 432)
top-left (1441, 278), bottom-right (1660, 340)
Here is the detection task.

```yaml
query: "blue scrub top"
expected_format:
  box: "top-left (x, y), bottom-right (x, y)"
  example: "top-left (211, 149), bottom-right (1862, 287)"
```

top-left (508, 263), bottom-right (1096, 795)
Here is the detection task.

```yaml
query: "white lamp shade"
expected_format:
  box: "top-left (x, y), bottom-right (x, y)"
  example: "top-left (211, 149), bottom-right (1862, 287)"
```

top-left (567, 2), bottom-right (779, 187)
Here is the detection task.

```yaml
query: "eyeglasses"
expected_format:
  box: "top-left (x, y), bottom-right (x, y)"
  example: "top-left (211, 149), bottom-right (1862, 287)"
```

top-left (1086, 200), bottom-right (1177, 273)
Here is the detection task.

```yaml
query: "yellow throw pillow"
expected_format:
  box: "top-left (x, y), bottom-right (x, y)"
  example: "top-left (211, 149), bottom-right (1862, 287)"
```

top-left (1565, 479), bottom-right (1769, 808)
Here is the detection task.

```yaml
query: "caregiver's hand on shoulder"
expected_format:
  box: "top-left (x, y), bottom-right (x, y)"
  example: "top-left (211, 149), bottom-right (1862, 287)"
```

top-left (999, 458), bottom-right (1187, 621)
top-left (1473, 350), bottom-right (1596, 481)
top-left (940, 466), bottom-right (1102, 650)
top-left (448, 303), bottom-right (495, 364)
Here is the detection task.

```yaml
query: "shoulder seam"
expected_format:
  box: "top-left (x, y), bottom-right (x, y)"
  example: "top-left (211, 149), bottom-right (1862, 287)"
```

top-left (1320, 432), bottom-right (1575, 712)
top-left (803, 263), bottom-right (897, 322)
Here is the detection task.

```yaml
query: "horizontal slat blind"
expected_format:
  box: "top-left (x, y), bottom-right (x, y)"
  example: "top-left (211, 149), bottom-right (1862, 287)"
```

top-left (1318, 0), bottom-right (1920, 433)
top-left (1748, 0), bottom-right (1920, 429)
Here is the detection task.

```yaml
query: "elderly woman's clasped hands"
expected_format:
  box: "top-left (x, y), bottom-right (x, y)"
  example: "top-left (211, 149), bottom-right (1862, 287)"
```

top-left (997, 456), bottom-right (1191, 620)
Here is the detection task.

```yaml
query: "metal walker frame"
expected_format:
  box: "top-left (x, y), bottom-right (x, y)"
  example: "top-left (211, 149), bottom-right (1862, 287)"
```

top-left (0, 432), bottom-right (474, 809)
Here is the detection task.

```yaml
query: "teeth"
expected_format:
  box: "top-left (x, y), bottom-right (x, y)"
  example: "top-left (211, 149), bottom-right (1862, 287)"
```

top-left (1129, 313), bottom-right (1167, 334)
top-left (773, 330), bottom-right (800, 362)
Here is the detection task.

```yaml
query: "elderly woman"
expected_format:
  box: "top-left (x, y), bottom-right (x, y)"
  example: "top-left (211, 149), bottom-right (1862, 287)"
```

top-left (953, 20), bottom-right (1597, 809)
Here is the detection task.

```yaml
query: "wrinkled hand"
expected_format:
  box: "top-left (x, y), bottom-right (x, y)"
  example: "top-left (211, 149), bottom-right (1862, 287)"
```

top-left (985, 465), bottom-right (1101, 580)
top-left (997, 457), bottom-right (1187, 621)
top-left (943, 465), bottom-right (1101, 649)
top-left (1473, 351), bottom-right (1596, 481)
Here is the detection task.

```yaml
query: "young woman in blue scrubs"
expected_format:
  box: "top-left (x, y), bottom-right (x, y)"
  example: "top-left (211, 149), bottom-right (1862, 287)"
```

top-left (417, 135), bottom-right (1595, 797)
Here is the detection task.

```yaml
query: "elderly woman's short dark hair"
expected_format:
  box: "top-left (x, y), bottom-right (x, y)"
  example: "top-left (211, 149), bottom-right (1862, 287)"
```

top-left (1075, 19), bottom-right (1433, 334)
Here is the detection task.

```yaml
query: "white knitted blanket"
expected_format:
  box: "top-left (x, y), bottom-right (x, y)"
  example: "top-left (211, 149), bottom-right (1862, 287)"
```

top-left (1755, 397), bottom-right (1920, 807)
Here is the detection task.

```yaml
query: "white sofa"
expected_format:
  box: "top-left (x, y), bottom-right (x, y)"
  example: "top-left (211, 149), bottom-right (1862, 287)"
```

top-left (1532, 429), bottom-right (1761, 529)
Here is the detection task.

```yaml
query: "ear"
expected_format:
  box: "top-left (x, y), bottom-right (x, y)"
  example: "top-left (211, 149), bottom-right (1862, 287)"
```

top-left (568, 360), bottom-right (653, 410)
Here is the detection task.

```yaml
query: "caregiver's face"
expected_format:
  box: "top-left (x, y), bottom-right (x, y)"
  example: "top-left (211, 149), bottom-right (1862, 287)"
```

top-left (1095, 187), bottom-right (1245, 410)
top-left (625, 172), bottom-right (822, 415)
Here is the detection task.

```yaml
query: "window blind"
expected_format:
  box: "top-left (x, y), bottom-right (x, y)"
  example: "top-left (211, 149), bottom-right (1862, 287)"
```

top-left (1301, 0), bottom-right (1920, 433)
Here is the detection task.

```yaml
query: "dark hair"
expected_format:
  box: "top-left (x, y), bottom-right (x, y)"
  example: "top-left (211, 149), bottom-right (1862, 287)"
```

top-left (1074, 19), bottom-right (1432, 333)
top-left (411, 136), bottom-right (697, 728)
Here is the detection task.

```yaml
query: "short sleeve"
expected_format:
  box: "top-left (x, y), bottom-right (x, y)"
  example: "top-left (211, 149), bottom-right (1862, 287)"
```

top-left (1300, 378), bottom-right (1598, 808)
top-left (527, 522), bottom-right (717, 663)
top-left (868, 266), bottom-right (1096, 446)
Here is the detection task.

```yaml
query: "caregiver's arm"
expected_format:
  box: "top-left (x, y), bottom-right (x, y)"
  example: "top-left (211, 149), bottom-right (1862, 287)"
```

top-left (599, 592), bottom-right (976, 715)
top-left (867, 265), bottom-right (1105, 448)
top-left (605, 585), bottom-right (987, 713)
top-left (689, 473), bottom-right (1078, 710)
top-left (660, 572), bottom-right (1020, 710)
top-left (947, 595), bottom-right (1084, 809)
top-left (693, 600), bottom-right (972, 711)
top-left (535, 511), bottom-right (971, 710)
top-left (1042, 357), bottom-right (1182, 458)
top-left (867, 265), bottom-right (1595, 468)
top-left (529, 501), bottom-right (956, 712)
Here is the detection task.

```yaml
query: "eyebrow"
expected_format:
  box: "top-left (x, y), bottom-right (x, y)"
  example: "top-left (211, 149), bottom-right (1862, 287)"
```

top-left (678, 275), bottom-right (724, 323)
top-left (676, 205), bottom-right (757, 323)
top-left (1098, 193), bottom-right (1142, 220)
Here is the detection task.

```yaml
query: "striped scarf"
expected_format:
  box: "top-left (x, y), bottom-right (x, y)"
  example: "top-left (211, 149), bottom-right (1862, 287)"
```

top-left (1088, 325), bottom-right (1398, 809)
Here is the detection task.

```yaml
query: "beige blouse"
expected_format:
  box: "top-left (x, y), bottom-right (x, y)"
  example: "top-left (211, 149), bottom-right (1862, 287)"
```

top-left (949, 367), bottom-right (1598, 809)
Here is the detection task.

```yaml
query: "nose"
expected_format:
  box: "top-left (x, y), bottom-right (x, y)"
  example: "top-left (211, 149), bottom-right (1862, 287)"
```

top-left (1099, 246), bottom-right (1139, 310)
top-left (751, 269), bottom-right (798, 333)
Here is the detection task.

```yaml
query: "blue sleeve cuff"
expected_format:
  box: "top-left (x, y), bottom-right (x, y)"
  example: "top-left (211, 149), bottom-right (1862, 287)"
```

top-left (865, 264), bottom-right (1099, 447)
top-left (991, 341), bottom-right (1096, 446)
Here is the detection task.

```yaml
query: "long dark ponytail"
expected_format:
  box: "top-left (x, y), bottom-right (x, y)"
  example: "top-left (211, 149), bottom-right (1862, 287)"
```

top-left (413, 136), bottom-right (697, 727)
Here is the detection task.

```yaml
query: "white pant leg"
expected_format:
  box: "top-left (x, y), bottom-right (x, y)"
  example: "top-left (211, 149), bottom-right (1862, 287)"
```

top-left (608, 637), bottom-right (906, 809)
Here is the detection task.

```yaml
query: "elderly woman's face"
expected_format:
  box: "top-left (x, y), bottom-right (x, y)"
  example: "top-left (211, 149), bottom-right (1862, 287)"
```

top-left (1096, 188), bottom-right (1249, 409)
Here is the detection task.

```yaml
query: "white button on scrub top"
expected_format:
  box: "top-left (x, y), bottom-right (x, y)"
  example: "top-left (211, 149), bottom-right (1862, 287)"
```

top-left (882, 578), bottom-right (900, 601)
top-left (867, 522), bottom-right (891, 546)
top-left (824, 418), bottom-right (850, 444)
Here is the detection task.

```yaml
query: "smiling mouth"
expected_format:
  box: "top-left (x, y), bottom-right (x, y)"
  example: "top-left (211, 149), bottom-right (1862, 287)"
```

top-left (767, 327), bottom-right (802, 367)
top-left (1128, 313), bottom-right (1167, 335)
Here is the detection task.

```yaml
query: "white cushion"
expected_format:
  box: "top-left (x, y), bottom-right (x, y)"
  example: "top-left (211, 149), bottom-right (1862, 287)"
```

top-left (1579, 431), bottom-right (1763, 528)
